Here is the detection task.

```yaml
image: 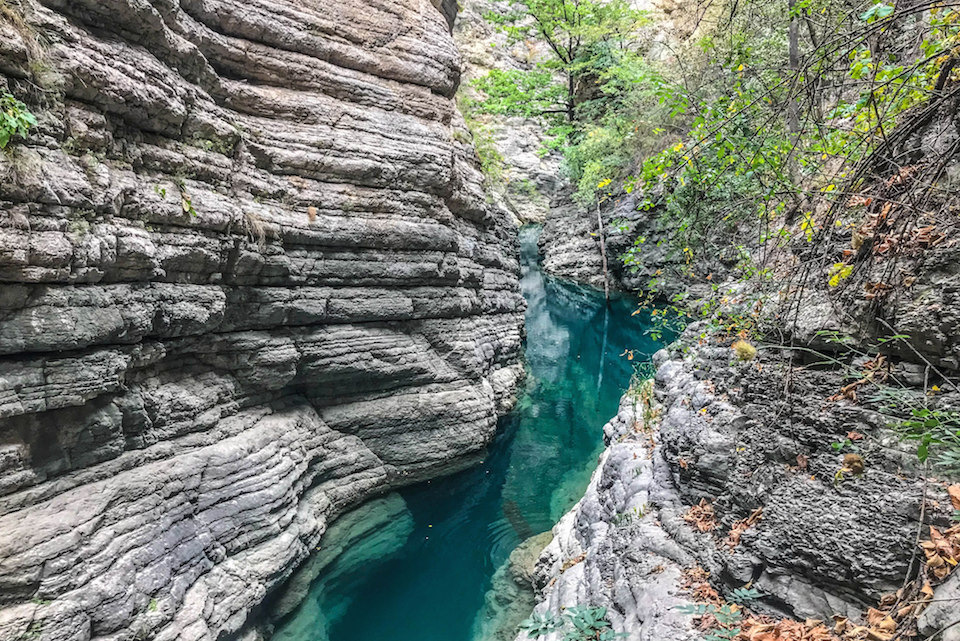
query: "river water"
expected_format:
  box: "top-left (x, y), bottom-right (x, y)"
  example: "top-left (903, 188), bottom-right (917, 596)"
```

top-left (270, 225), bottom-right (672, 641)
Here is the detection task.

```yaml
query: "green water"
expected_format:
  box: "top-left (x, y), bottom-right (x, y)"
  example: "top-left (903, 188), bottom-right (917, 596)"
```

top-left (270, 225), bottom-right (672, 641)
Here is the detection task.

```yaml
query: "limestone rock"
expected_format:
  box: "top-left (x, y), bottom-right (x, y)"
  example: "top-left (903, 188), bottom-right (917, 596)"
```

top-left (0, 1), bottom-right (523, 639)
top-left (523, 338), bottom-right (956, 640)
top-left (518, 397), bottom-right (700, 641)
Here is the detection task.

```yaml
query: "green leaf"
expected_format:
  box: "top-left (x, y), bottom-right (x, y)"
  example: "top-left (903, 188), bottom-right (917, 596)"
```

top-left (860, 3), bottom-right (894, 21)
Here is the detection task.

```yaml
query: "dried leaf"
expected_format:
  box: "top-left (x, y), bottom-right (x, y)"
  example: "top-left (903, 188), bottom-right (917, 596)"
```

top-left (866, 608), bottom-right (886, 627)
top-left (948, 485), bottom-right (960, 511)
top-left (727, 507), bottom-right (763, 549)
top-left (684, 499), bottom-right (718, 533)
top-left (842, 454), bottom-right (865, 475)
top-left (895, 605), bottom-right (914, 619)
top-left (876, 616), bottom-right (896, 633)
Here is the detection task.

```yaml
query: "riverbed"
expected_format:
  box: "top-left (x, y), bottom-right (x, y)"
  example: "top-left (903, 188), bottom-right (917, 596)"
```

top-left (270, 225), bottom-right (672, 641)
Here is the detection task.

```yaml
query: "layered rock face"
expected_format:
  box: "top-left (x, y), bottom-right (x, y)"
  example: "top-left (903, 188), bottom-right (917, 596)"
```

top-left (0, 1), bottom-right (523, 640)
top-left (523, 340), bottom-right (957, 641)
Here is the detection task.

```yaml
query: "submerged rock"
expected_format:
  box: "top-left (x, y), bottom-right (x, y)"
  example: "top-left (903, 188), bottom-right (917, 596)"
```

top-left (472, 531), bottom-right (553, 641)
top-left (0, 0), bottom-right (523, 639)
top-left (271, 494), bottom-right (415, 641)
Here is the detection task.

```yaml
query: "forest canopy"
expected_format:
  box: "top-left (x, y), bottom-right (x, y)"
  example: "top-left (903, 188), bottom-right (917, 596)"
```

top-left (465, 0), bottom-right (960, 268)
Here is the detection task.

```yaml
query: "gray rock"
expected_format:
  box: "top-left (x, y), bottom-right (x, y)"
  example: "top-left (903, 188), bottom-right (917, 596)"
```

top-left (518, 397), bottom-right (700, 641)
top-left (0, 1), bottom-right (523, 639)
top-left (522, 339), bottom-right (955, 640)
top-left (917, 572), bottom-right (960, 641)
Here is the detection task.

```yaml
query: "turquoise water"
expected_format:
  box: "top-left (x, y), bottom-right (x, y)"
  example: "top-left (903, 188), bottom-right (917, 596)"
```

top-left (270, 225), bottom-right (672, 641)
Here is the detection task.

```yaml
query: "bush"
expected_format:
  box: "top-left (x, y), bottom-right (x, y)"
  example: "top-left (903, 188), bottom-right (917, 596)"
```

top-left (0, 92), bottom-right (36, 149)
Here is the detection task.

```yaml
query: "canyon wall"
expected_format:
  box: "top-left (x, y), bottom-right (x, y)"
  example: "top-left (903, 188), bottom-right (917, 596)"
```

top-left (0, 1), bottom-right (524, 640)
top-left (522, 340), bottom-right (958, 641)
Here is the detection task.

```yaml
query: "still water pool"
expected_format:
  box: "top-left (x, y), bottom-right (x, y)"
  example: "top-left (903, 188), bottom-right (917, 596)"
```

top-left (270, 225), bottom-right (673, 641)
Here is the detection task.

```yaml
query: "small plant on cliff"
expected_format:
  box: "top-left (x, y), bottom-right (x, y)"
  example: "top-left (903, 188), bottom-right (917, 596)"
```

top-left (563, 606), bottom-right (625, 641)
top-left (0, 92), bottom-right (37, 149)
top-left (676, 602), bottom-right (744, 641)
top-left (894, 407), bottom-right (960, 475)
top-left (519, 611), bottom-right (563, 637)
top-left (520, 606), bottom-right (625, 640)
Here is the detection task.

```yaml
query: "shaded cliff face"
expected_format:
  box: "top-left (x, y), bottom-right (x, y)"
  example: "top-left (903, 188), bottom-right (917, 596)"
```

top-left (0, 1), bottom-right (523, 640)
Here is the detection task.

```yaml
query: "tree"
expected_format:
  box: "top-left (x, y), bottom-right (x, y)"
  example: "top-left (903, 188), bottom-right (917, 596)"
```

top-left (475, 0), bottom-right (647, 124)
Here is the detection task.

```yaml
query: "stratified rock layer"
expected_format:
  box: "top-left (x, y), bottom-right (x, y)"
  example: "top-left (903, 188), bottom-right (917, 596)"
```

top-left (522, 338), bottom-right (958, 641)
top-left (0, 2), bottom-right (523, 640)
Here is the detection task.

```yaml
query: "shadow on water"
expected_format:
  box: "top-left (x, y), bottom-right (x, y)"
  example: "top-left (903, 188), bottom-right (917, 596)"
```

top-left (269, 225), bottom-right (677, 641)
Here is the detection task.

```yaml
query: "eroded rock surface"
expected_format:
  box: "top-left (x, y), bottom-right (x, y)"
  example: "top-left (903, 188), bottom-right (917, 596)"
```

top-left (0, 1), bottom-right (523, 639)
top-left (519, 396), bottom-right (699, 641)
top-left (523, 336), bottom-right (958, 640)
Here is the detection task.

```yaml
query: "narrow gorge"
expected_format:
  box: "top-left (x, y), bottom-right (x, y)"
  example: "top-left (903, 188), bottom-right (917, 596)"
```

top-left (2, 1), bottom-right (960, 641)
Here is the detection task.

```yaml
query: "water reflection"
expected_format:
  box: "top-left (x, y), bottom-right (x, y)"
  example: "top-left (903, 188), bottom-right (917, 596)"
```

top-left (270, 225), bottom-right (675, 641)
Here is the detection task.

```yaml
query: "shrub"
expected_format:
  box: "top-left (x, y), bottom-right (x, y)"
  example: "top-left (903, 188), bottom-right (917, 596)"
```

top-left (0, 92), bottom-right (37, 149)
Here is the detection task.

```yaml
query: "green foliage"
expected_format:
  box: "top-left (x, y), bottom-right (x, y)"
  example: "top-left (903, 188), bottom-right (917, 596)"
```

top-left (642, 304), bottom-right (687, 343)
top-left (474, 0), bottom-right (960, 305)
top-left (894, 407), bottom-right (960, 472)
top-left (468, 69), bottom-right (565, 120)
top-left (469, 0), bottom-right (650, 173)
top-left (627, 48), bottom-right (797, 261)
top-left (0, 92), bottom-right (37, 149)
top-left (471, 122), bottom-right (506, 185)
top-left (611, 504), bottom-right (648, 526)
top-left (566, 122), bottom-right (634, 205)
top-left (830, 438), bottom-right (858, 454)
top-left (519, 606), bottom-right (625, 640)
top-left (728, 587), bottom-right (764, 605)
top-left (519, 611), bottom-right (563, 637)
top-left (487, 0), bottom-right (647, 68)
top-left (563, 606), bottom-right (625, 641)
top-left (859, 3), bottom-right (894, 24)
top-left (608, 0), bottom-right (960, 295)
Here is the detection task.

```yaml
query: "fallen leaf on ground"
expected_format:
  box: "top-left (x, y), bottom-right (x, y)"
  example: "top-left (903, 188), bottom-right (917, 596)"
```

top-left (727, 507), bottom-right (764, 549)
top-left (948, 484), bottom-right (960, 511)
top-left (684, 499), bottom-right (718, 533)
